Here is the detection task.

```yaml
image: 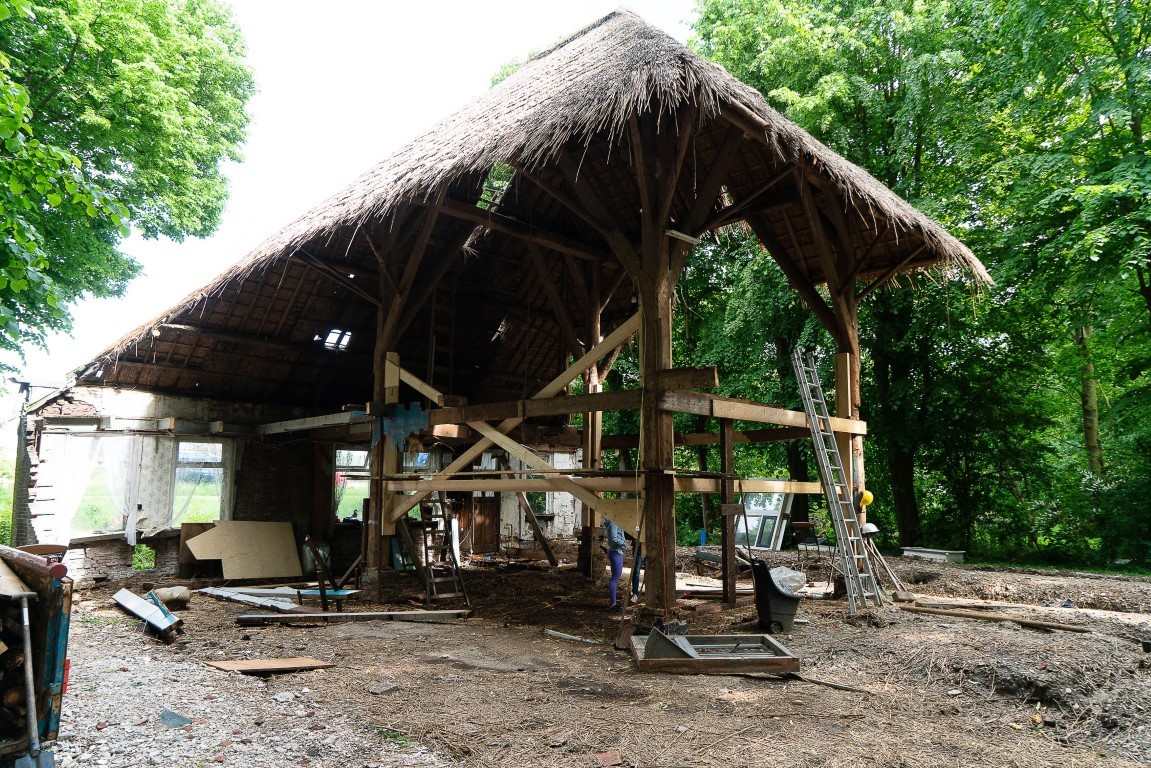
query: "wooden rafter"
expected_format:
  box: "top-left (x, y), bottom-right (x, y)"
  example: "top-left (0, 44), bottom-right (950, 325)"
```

top-left (555, 149), bottom-right (641, 275)
top-left (857, 244), bottom-right (928, 303)
top-left (378, 190), bottom-right (446, 349)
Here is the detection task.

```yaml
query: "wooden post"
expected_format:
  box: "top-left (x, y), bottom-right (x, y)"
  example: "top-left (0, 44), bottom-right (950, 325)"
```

top-left (719, 418), bottom-right (737, 605)
top-left (583, 258), bottom-right (605, 578)
top-left (834, 352), bottom-right (854, 493)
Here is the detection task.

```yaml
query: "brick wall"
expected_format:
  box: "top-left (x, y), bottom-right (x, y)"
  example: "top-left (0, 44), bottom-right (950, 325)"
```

top-left (233, 440), bottom-right (314, 535)
top-left (63, 535), bottom-right (180, 586)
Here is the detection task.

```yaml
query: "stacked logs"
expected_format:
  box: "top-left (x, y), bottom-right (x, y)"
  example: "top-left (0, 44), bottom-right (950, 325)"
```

top-left (0, 606), bottom-right (28, 738)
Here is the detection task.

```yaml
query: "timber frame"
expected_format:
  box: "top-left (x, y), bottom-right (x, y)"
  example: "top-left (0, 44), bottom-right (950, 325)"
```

top-left (68, 12), bottom-right (988, 624)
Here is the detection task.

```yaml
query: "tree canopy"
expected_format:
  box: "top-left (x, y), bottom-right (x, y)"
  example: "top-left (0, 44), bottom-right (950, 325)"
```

top-left (0, 0), bottom-right (253, 357)
top-left (687, 0), bottom-right (1151, 566)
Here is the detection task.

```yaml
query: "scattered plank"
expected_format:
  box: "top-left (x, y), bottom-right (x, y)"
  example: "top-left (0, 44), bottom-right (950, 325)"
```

top-left (200, 587), bottom-right (302, 613)
top-left (544, 629), bottom-right (601, 645)
top-left (900, 604), bottom-right (1092, 633)
top-left (236, 610), bottom-right (469, 626)
top-left (205, 657), bottom-right (333, 674)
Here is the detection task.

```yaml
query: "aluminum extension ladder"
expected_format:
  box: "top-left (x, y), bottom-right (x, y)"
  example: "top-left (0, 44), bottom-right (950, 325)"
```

top-left (791, 348), bottom-right (880, 614)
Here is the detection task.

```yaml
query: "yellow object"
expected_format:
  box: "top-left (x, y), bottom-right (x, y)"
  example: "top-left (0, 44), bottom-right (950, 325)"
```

top-left (859, 489), bottom-right (874, 507)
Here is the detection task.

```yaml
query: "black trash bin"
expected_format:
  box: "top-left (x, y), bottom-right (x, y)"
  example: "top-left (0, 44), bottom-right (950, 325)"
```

top-left (751, 559), bottom-right (803, 633)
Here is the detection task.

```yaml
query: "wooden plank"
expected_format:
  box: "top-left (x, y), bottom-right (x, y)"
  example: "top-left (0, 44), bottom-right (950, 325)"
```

top-left (236, 610), bottom-right (469, 626)
top-left (204, 657), bottom-right (334, 674)
top-left (438, 198), bottom-right (608, 261)
top-left (899, 605), bottom-right (1093, 634)
top-left (431, 389), bottom-right (641, 425)
top-left (398, 367), bottom-right (446, 406)
top-left (601, 426), bottom-right (810, 448)
top-left (199, 587), bottom-right (302, 613)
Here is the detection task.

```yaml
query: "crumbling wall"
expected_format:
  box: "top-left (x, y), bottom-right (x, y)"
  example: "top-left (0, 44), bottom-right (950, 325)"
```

top-left (62, 535), bottom-right (180, 586)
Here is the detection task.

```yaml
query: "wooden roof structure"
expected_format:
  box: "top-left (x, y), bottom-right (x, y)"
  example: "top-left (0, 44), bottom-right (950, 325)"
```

top-left (73, 11), bottom-right (987, 409)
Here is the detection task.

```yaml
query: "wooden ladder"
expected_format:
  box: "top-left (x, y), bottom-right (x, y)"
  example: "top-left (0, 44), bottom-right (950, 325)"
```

top-left (415, 501), bottom-right (470, 607)
top-left (791, 348), bottom-right (881, 614)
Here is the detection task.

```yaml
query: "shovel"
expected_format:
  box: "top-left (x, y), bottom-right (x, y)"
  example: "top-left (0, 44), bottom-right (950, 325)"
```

top-left (15, 595), bottom-right (54, 768)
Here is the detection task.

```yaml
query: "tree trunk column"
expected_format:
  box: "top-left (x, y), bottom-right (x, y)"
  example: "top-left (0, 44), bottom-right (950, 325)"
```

top-left (639, 280), bottom-right (677, 621)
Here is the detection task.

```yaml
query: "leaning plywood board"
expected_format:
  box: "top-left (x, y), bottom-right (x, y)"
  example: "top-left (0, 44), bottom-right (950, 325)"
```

top-left (185, 521), bottom-right (302, 579)
top-left (205, 657), bottom-right (333, 674)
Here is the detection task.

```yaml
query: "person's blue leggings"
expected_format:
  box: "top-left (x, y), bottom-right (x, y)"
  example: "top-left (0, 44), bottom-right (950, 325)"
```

top-left (608, 550), bottom-right (624, 605)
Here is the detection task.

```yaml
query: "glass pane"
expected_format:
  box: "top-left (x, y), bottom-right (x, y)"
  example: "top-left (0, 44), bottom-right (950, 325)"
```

top-left (178, 442), bottom-right (223, 463)
top-left (172, 466), bottom-right (223, 524)
top-left (335, 449), bottom-right (369, 470)
top-left (334, 476), bottom-right (370, 520)
top-left (72, 464), bottom-right (124, 536)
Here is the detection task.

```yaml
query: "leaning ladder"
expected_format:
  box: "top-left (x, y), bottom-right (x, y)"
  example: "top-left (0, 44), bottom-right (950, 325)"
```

top-left (791, 349), bottom-right (880, 614)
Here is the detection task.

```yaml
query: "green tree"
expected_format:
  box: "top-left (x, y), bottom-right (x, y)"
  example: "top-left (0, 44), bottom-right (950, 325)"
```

top-left (0, 0), bottom-right (253, 356)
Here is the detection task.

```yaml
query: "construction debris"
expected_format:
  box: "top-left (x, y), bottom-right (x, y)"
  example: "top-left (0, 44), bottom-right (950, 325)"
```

top-left (544, 629), bottom-right (601, 645)
top-left (151, 586), bottom-right (193, 610)
top-left (629, 630), bottom-right (799, 674)
top-left (113, 588), bottom-right (182, 641)
top-left (900, 604), bottom-right (1093, 633)
top-left (199, 587), bottom-right (300, 614)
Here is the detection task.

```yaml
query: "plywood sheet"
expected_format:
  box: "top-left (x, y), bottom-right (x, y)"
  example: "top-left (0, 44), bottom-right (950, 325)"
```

top-left (204, 657), bottom-right (333, 674)
top-left (185, 521), bottom-right (302, 579)
top-left (597, 497), bottom-right (644, 538)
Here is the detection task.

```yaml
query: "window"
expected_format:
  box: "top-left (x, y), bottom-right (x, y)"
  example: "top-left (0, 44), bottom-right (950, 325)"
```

top-left (322, 329), bottom-right (352, 351)
top-left (334, 448), bottom-right (370, 521)
top-left (172, 440), bottom-right (227, 525)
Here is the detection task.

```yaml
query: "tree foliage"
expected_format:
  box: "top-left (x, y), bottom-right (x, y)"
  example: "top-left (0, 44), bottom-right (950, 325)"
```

top-left (690, 0), bottom-right (1151, 565)
top-left (0, 0), bottom-right (252, 355)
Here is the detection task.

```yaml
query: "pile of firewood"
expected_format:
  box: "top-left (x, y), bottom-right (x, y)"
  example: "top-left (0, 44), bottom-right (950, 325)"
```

top-left (0, 605), bottom-right (29, 738)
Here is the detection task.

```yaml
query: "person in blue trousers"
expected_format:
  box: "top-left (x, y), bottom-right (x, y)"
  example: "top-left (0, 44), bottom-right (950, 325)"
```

top-left (601, 518), bottom-right (628, 612)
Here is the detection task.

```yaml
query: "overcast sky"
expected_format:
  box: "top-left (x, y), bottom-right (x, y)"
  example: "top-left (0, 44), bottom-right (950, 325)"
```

top-left (1, 1), bottom-right (699, 428)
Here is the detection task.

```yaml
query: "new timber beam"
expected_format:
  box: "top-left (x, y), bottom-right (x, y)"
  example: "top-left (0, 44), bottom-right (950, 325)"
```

top-left (382, 477), bottom-right (822, 495)
top-left (658, 391), bottom-right (866, 435)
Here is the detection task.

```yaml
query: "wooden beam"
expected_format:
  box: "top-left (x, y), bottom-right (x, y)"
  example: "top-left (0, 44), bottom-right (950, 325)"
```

top-left (383, 476), bottom-right (823, 495)
top-left (601, 426), bottom-right (809, 448)
top-left (701, 167), bottom-right (794, 232)
top-left (378, 193), bottom-right (444, 349)
top-left (797, 174), bottom-right (851, 325)
top-left (431, 389), bottom-right (641, 426)
top-left (555, 149), bottom-right (641, 276)
top-left (257, 411), bottom-right (365, 436)
top-left (720, 418), bottom-right (737, 604)
top-left (659, 391), bottom-right (866, 434)
top-left (398, 366), bottom-right (446, 406)
top-left (395, 223), bottom-right (477, 340)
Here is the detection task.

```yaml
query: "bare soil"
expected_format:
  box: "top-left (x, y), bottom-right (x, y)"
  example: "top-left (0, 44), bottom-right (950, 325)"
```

top-left (61, 553), bottom-right (1151, 767)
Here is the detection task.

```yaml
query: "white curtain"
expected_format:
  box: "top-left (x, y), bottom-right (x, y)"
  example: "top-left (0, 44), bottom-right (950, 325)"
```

top-left (51, 436), bottom-right (100, 540)
top-left (169, 439), bottom-right (241, 529)
top-left (101, 436), bottom-right (143, 544)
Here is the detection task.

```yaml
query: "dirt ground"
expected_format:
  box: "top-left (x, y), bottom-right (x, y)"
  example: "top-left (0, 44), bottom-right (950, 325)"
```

top-left (59, 551), bottom-right (1151, 768)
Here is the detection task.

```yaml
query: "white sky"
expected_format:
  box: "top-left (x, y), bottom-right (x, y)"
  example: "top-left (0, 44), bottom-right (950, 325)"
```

top-left (0, 1), bottom-right (699, 434)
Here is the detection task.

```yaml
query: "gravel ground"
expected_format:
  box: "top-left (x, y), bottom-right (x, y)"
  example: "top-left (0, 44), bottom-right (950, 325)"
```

top-left (53, 612), bottom-right (450, 768)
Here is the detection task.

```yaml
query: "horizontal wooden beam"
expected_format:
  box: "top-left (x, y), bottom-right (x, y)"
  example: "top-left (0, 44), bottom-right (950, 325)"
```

top-left (382, 476), bottom-right (822, 495)
top-left (601, 426), bottom-right (809, 449)
top-left (659, 391), bottom-right (866, 435)
top-left (430, 389), bottom-right (642, 426)
top-left (257, 411), bottom-right (367, 436)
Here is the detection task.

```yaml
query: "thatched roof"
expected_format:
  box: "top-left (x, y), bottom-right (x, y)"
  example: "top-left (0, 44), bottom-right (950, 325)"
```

top-left (73, 11), bottom-right (988, 408)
